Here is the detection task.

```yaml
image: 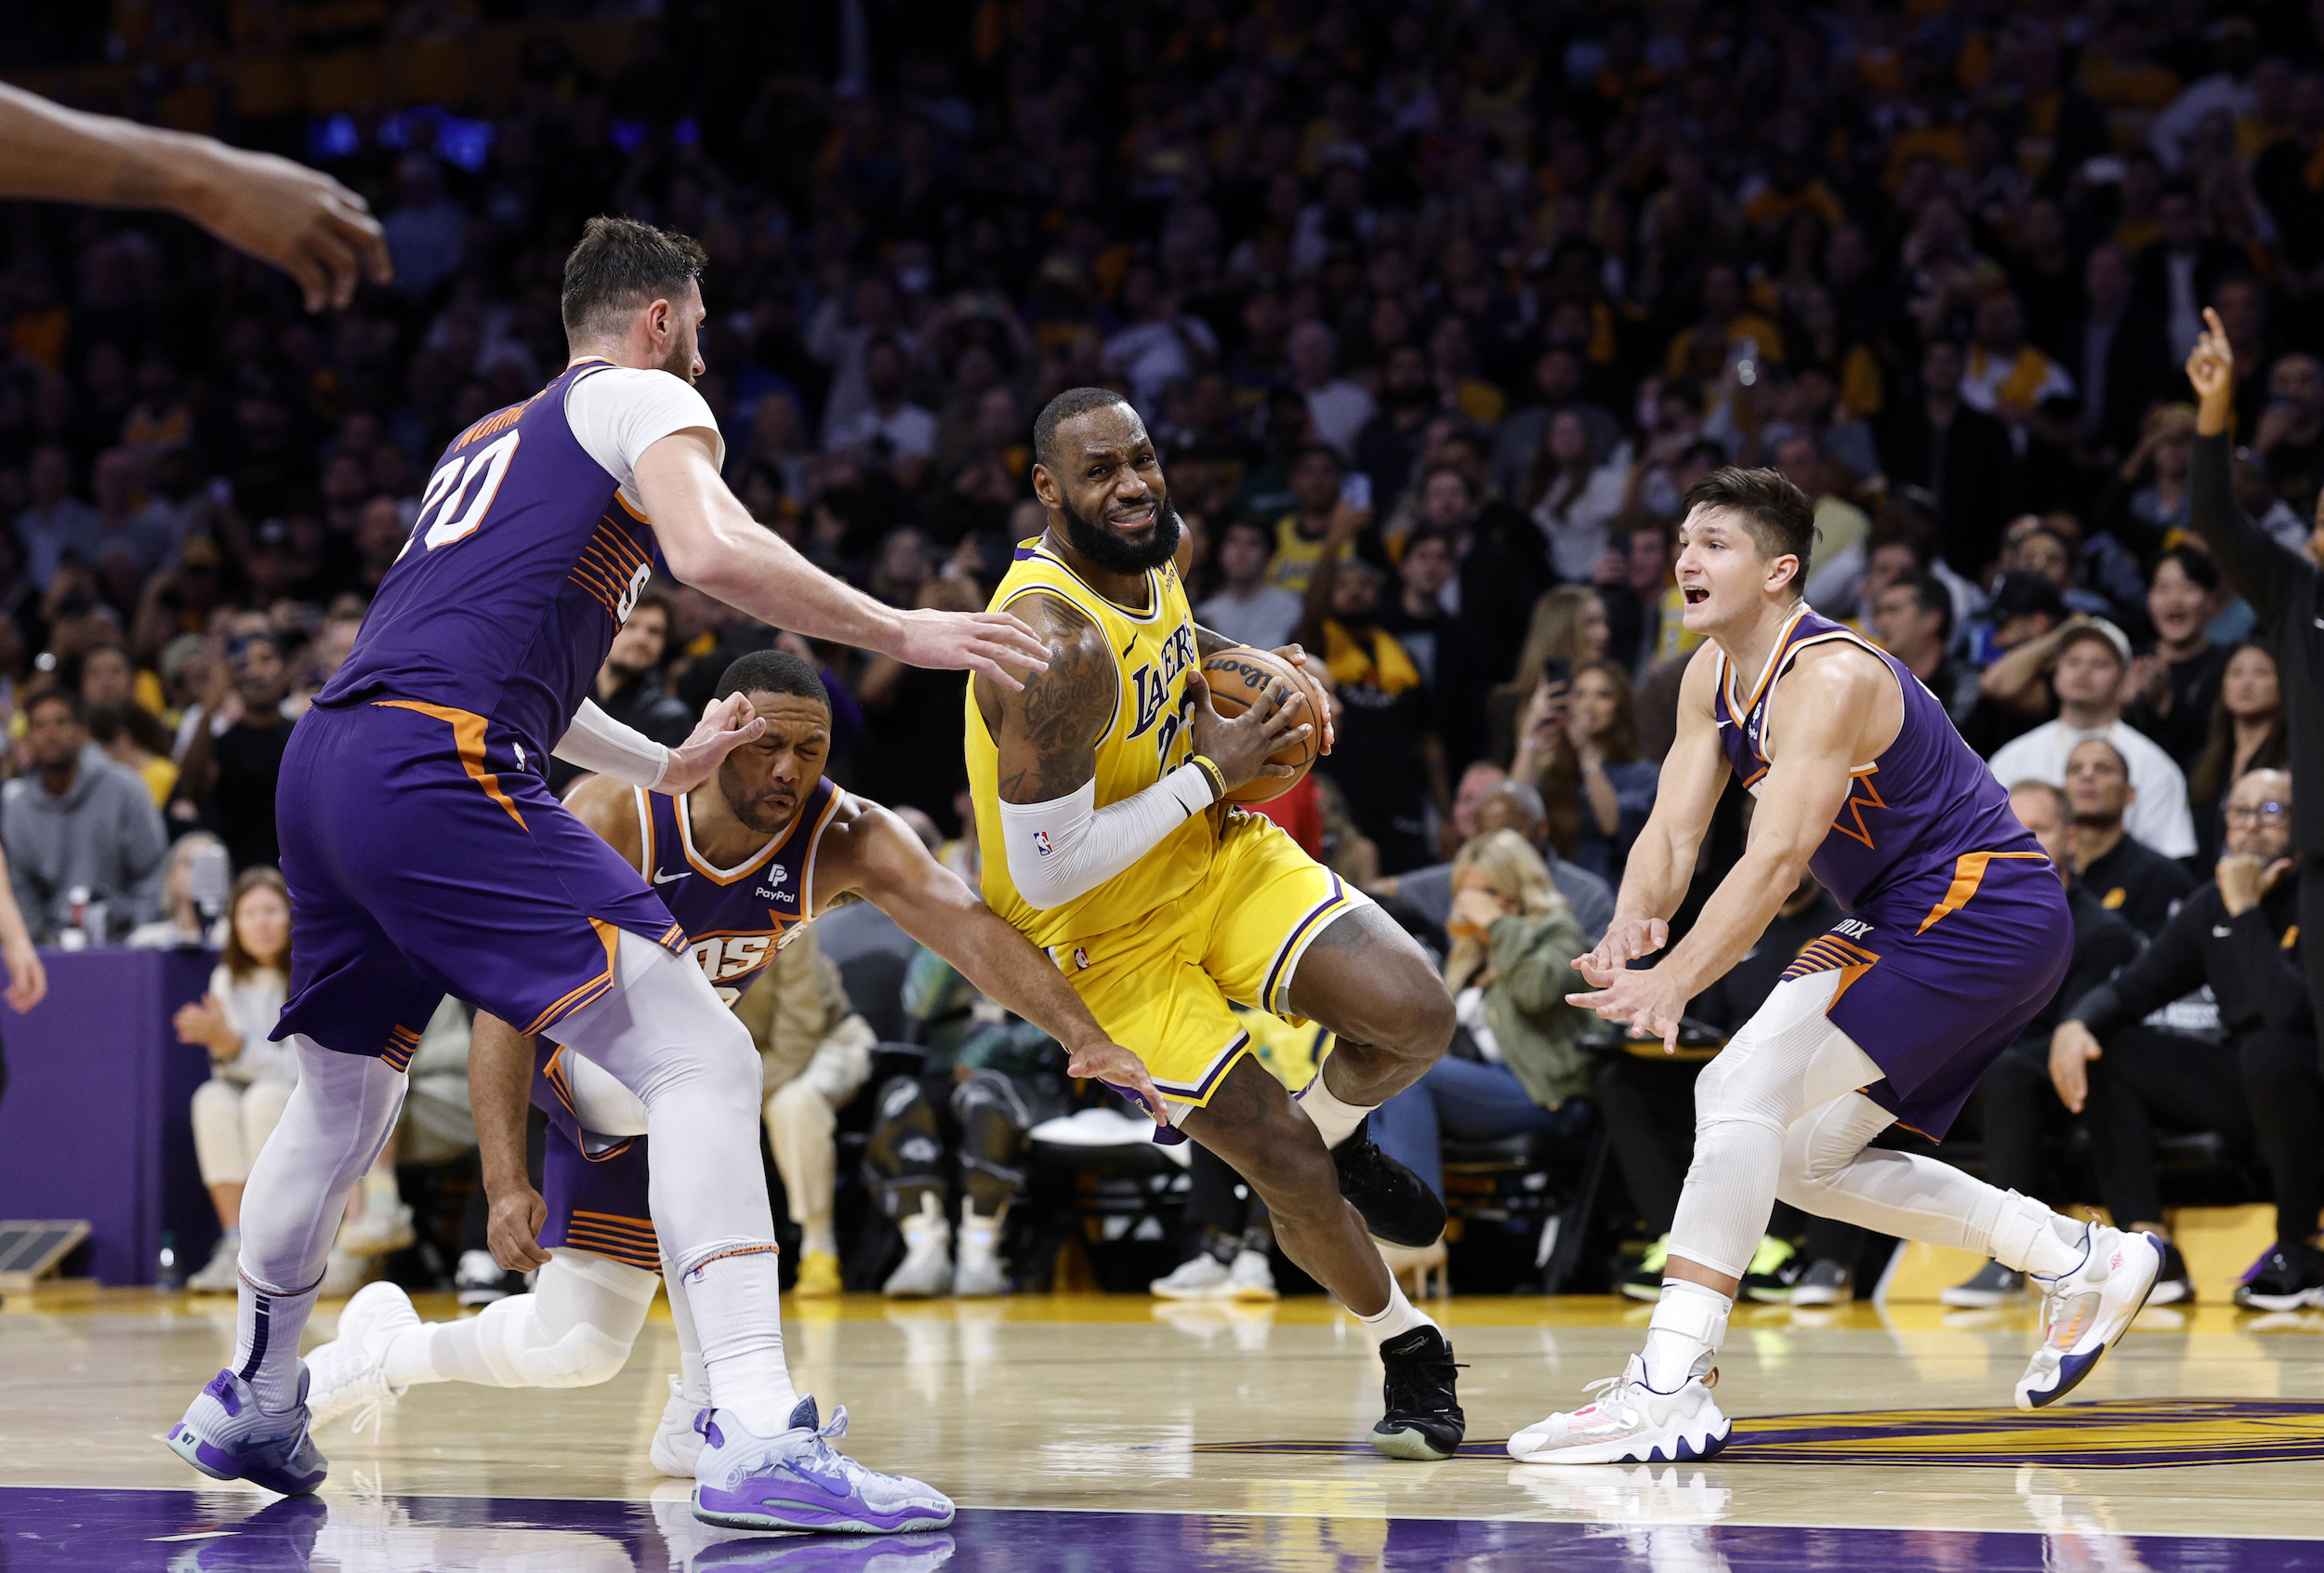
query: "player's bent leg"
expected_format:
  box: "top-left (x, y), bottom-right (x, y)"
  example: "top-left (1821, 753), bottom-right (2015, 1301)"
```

top-left (166, 1038), bottom-right (407, 1496)
top-left (1282, 905), bottom-right (1458, 1249)
top-left (1182, 1057), bottom-right (1464, 1461)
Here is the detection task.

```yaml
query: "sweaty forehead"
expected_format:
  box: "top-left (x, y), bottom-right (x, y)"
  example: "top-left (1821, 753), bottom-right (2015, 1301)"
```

top-left (1061, 405), bottom-right (1150, 463)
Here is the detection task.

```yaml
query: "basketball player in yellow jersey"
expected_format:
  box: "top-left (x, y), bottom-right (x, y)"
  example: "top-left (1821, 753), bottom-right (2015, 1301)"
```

top-left (965, 388), bottom-right (1464, 1460)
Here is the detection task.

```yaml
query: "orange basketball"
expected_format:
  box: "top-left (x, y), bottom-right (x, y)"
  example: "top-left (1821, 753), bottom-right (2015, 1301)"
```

top-left (1198, 646), bottom-right (1327, 804)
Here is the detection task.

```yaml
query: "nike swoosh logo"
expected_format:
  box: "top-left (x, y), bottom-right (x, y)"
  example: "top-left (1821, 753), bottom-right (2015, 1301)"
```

top-left (786, 1455), bottom-right (855, 1496)
top-left (651, 868), bottom-right (684, 885)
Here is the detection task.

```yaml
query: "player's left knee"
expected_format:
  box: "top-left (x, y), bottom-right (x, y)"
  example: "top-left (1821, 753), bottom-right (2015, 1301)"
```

top-left (1340, 970), bottom-right (1456, 1061)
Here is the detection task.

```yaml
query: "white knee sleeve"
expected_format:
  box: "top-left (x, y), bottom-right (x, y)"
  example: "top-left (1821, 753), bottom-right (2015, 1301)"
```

top-left (458, 1250), bottom-right (657, 1389)
top-left (238, 1037), bottom-right (408, 1292)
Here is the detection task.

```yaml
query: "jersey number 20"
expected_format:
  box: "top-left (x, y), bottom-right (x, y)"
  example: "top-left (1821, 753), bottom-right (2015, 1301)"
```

top-left (403, 430), bottom-right (522, 558)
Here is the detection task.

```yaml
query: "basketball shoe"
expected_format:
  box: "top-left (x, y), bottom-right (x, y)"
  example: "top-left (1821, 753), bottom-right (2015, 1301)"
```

top-left (1332, 1117), bottom-right (1446, 1249)
top-left (165, 1366), bottom-right (329, 1496)
top-left (1507, 1355), bottom-right (1731, 1465)
top-left (652, 1374), bottom-right (709, 1477)
top-left (1371, 1324), bottom-right (1465, 1460)
top-left (692, 1395), bottom-right (955, 1533)
top-left (2014, 1223), bottom-right (2164, 1409)
top-left (302, 1280), bottom-right (420, 1430)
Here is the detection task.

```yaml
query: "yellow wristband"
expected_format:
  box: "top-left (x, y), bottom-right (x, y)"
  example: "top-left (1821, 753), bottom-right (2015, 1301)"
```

top-left (1188, 754), bottom-right (1226, 803)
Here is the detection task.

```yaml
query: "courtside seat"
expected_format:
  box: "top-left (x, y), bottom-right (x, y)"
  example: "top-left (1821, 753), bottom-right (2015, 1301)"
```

top-left (1023, 1106), bottom-right (1192, 1292)
top-left (1440, 1102), bottom-right (1606, 1294)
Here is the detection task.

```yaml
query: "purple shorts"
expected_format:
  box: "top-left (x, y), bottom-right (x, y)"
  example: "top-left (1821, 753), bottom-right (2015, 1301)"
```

top-left (533, 1044), bottom-right (660, 1272)
top-left (1783, 851), bottom-right (2071, 1140)
top-left (272, 700), bottom-right (684, 1065)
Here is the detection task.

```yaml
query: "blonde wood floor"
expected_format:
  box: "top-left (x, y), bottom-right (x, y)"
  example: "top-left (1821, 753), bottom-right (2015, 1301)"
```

top-left (6, 1286), bottom-right (2324, 1544)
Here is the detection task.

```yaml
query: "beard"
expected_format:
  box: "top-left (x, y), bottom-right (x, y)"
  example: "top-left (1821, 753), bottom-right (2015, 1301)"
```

top-left (661, 324), bottom-right (699, 382)
top-left (1059, 493), bottom-right (1183, 575)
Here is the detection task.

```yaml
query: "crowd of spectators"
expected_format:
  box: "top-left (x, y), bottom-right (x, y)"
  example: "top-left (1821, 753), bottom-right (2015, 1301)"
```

top-left (16, 0), bottom-right (2324, 1302)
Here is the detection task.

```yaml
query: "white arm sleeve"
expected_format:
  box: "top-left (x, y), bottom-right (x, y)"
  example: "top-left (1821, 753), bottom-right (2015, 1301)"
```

top-left (552, 700), bottom-right (673, 790)
top-left (999, 769), bottom-right (1217, 909)
top-left (562, 365), bottom-right (728, 517)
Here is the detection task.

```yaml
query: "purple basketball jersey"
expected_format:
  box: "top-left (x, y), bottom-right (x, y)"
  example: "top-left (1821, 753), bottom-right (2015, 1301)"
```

top-left (633, 776), bottom-right (844, 1005)
top-left (316, 357), bottom-right (661, 757)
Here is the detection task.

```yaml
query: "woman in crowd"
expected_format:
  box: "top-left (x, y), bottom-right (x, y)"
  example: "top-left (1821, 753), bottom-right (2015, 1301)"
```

top-left (1368, 831), bottom-right (1593, 1279)
top-left (177, 866), bottom-right (296, 1292)
top-left (1489, 586), bottom-right (1609, 763)
top-left (2187, 642), bottom-right (2288, 867)
top-left (2121, 403), bottom-right (2198, 553)
top-left (1528, 409), bottom-right (1630, 582)
top-left (1557, 660), bottom-right (1660, 881)
top-left (127, 831), bottom-right (230, 949)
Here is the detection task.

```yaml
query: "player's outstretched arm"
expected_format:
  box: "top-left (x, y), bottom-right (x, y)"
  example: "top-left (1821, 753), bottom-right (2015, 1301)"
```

top-left (836, 801), bottom-right (1169, 1121)
top-left (638, 431), bottom-right (1050, 688)
top-left (469, 1011), bottom-right (553, 1272)
top-left (0, 83), bottom-right (390, 311)
top-left (1579, 645), bottom-right (1729, 985)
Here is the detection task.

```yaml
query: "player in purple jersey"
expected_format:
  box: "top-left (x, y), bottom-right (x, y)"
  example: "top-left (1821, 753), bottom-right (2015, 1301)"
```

top-left (294, 653), bottom-right (1159, 1517)
top-left (1508, 469), bottom-right (2166, 1466)
top-left (166, 218), bottom-right (1053, 1529)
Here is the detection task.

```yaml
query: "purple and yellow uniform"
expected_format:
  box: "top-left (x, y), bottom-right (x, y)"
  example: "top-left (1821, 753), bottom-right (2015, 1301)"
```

top-left (1712, 606), bottom-right (2069, 1137)
top-left (533, 778), bottom-right (842, 1269)
top-left (272, 359), bottom-right (688, 1065)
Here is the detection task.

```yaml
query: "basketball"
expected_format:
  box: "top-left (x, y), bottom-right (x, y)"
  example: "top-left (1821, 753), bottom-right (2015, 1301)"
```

top-left (1198, 646), bottom-right (1327, 804)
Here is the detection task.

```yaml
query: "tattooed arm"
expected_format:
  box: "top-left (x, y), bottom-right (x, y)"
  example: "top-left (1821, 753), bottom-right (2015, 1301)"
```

top-left (974, 592), bottom-right (1116, 804)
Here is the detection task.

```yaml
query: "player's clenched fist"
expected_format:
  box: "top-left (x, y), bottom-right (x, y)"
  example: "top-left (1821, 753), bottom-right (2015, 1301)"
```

top-left (1573, 916), bottom-right (1670, 987)
top-left (1187, 668), bottom-right (1311, 794)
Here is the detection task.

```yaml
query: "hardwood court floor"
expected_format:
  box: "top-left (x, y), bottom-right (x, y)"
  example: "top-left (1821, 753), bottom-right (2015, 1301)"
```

top-left (5, 1286), bottom-right (2324, 1569)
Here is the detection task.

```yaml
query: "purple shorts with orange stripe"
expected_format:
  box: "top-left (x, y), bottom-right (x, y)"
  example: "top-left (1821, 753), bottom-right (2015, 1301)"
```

top-left (1781, 850), bottom-right (2070, 1140)
top-left (271, 700), bottom-right (684, 1063)
top-left (533, 1045), bottom-right (659, 1272)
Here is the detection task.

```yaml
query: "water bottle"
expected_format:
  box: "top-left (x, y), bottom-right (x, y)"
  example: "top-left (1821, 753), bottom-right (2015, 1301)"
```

top-left (83, 898), bottom-right (107, 948)
top-left (155, 1231), bottom-right (183, 1290)
top-left (59, 885), bottom-right (88, 952)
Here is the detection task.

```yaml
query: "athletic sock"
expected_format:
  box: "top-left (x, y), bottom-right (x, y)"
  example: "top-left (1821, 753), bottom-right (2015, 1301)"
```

top-left (1296, 1071), bottom-right (1373, 1149)
top-left (663, 1256), bottom-right (709, 1405)
top-left (1641, 1279), bottom-right (1730, 1393)
top-left (1987, 1193), bottom-right (2089, 1278)
top-left (682, 1246), bottom-right (799, 1434)
top-left (232, 1272), bottom-right (323, 1414)
top-left (801, 1221), bottom-right (837, 1259)
top-left (1357, 1279), bottom-right (1436, 1344)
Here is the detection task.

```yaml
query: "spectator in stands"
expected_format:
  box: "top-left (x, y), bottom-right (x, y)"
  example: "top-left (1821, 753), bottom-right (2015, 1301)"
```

top-left (1289, 320), bottom-right (1375, 463)
top-left (548, 586), bottom-right (691, 792)
top-left (1194, 518), bottom-right (1303, 653)
top-left (1368, 780), bottom-right (1614, 948)
top-left (1986, 621), bottom-right (2199, 858)
top-left (2063, 737), bottom-right (2197, 939)
top-left (16, 443), bottom-right (97, 593)
top-left (3, 690), bottom-right (166, 940)
top-left (1552, 660), bottom-right (1657, 883)
top-left (744, 929), bottom-right (875, 1300)
top-left (1529, 409), bottom-right (1630, 583)
top-left (2125, 548), bottom-right (2230, 775)
top-left (177, 866), bottom-right (295, 1292)
top-left (126, 831), bottom-right (229, 949)
top-left (175, 632), bottom-right (294, 872)
top-left (2188, 643), bottom-right (2290, 866)
top-left (1869, 573), bottom-right (1975, 720)
top-left (1368, 830), bottom-right (1591, 1205)
top-left (1947, 780), bottom-right (2145, 1308)
top-left (1265, 444), bottom-right (1360, 595)
top-left (1491, 587), bottom-right (1611, 762)
top-left (1878, 338), bottom-right (2021, 579)
top-left (2052, 770), bottom-right (2323, 1311)
top-left (2122, 403), bottom-right (2199, 550)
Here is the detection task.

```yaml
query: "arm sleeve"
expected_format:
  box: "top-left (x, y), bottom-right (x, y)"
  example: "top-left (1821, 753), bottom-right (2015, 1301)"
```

top-left (997, 769), bottom-right (1218, 910)
top-left (562, 367), bottom-right (727, 517)
top-left (551, 699), bottom-right (672, 789)
top-left (2068, 897), bottom-right (2211, 1035)
top-left (2190, 432), bottom-right (2310, 628)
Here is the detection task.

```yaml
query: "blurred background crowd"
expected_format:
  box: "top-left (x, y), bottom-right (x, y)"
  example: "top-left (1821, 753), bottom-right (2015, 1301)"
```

top-left (10, 0), bottom-right (2322, 1307)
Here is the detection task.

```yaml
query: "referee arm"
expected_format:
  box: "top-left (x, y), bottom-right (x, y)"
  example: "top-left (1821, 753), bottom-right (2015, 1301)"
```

top-left (2186, 307), bottom-right (2315, 626)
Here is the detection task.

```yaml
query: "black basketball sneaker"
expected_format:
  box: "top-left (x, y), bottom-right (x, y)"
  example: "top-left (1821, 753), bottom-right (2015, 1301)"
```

top-left (1371, 1324), bottom-right (1466, 1461)
top-left (1332, 1116), bottom-right (1446, 1248)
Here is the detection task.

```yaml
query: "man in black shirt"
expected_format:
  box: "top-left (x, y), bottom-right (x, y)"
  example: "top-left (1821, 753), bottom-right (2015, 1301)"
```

top-left (1946, 781), bottom-right (2146, 1307)
top-left (2053, 769), bottom-right (2324, 1309)
top-left (2065, 736), bottom-right (2195, 937)
top-left (180, 633), bottom-right (293, 872)
top-left (1301, 548), bottom-right (1445, 876)
top-left (1376, 523), bottom-right (1492, 773)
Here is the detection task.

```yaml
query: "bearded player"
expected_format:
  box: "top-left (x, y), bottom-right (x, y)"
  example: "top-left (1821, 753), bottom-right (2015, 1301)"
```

top-left (1509, 469), bottom-right (2164, 1465)
top-left (966, 388), bottom-right (1464, 1460)
top-left (297, 650), bottom-right (1161, 1500)
top-left (165, 218), bottom-right (1051, 1531)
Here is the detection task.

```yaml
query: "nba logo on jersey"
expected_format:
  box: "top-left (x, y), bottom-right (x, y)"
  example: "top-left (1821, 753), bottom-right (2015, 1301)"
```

top-left (1035, 830), bottom-right (1055, 857)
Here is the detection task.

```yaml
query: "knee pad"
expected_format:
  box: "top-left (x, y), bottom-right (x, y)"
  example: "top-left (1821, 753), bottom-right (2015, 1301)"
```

top-left (865, 1077), bottom-right (944, 1188)
top-left (471, 1296), bottom-right (633, 1388)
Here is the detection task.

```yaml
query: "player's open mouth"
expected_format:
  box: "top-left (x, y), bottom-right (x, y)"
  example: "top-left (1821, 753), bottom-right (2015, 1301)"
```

top-left (1682, 585), bottom-right (1710, 605)
top-left (1110, 505), bottom-right (1156, 528)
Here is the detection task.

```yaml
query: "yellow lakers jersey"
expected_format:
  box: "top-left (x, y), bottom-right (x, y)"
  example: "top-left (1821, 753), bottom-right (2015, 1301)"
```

top-left (965, 537), bottom-right (1213, 947)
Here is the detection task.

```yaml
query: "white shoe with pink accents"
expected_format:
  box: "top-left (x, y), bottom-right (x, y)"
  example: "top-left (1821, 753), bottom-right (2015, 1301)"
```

top-left (1507, 1355), bottom-right (1731, 1465)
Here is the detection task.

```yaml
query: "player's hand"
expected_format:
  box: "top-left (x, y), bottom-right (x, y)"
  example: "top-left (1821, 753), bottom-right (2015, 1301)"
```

top-left (1186, 668), bottom-right (1310, 794)
top-left (178, 141), bottom-right (391, 312)
top-left (889, 607), bottom-right (1050, 691)
top-left (1065, 1038), bottom-right (1169, 1125)
top-left (3, 938), bottom-right (45, 1013)
top-left (2049, 1021), bottom-right (2104, 1115)
top-left (1271, 644), bottom-right (1335, 754)
top-left (1573, 918), bottom-right (1670, 988)
top-left (487, 1182), bottom-right (554, 1273)
top-left (656, 693), bottom-right (766, 794)
top-left (1566, 962), bottom-right (1690, 1054)
top-left (2187, 307), bottom-right (2235, 430)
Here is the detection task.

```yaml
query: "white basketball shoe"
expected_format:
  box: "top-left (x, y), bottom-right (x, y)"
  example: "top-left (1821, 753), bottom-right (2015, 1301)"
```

top-left (652, 1373), bottom-right (708, 1477)
top-left (303, 1280), bottom-right (420, 1430)
top-left (2014, 1223), bottom-right (2164, 1409)
top-left (1508, 1355), bottom-right (1731, 1465)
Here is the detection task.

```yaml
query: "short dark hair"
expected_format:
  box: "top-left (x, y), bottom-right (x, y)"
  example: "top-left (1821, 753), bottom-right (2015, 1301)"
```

top-left (1681, 465), bottom-right (1816, 587)
top-left (2155, 543), bottom-right (2220, 592)
top-left (1882, 572), bottom-right (1955, 645)
top-left (629, 585), bottom-right (676, 629)
top-left (1033, 386), bottom-right (1130, 471)
top-left (714, 649), bottom-right (830, 711)
top-left (25, 689), bottom-right (83, 725)
top-left (561, 217), bottom-right (707, 345)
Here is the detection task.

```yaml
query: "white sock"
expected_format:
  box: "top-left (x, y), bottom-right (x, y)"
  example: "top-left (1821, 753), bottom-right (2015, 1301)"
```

top-left (1296, 1071), bottom-right (1373, 1149)
top-left (663, 1256), bottom-right (708, 1405)
top-left (233, 1273), bottom-right (323, 1413)
top-left (682, 1246), bottom-right (799, 1433)
top-left (959, 1209), bottom-right (999, 1262)
top-left (1356, 1279), bottom-right (1435, 1344)
top-left (802, 1221), bottom-right (837, 1259)
top-left (1641, 1279), bottom-right (1730, 1393)
top-left (1987, 1194), bottom-right (2088, 1278)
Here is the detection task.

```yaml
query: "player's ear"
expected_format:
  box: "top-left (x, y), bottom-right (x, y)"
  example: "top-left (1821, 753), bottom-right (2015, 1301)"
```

top-left (1030, 462), bottom-right (1059, 509)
